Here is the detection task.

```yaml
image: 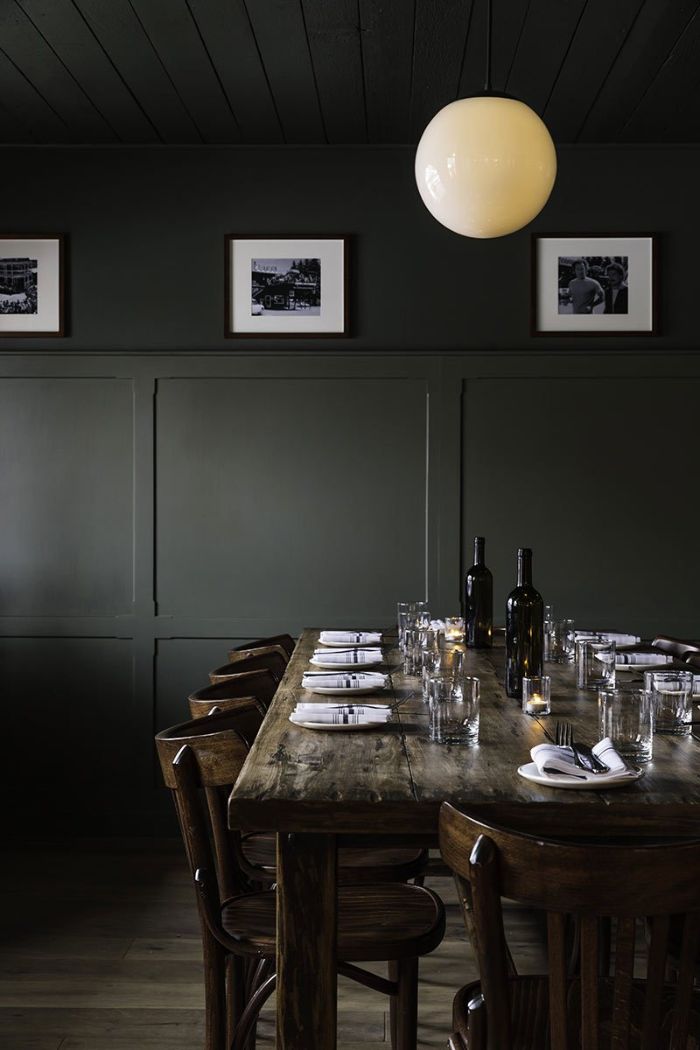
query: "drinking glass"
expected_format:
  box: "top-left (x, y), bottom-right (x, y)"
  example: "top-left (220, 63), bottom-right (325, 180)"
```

top-left (543, 605), bottom-right (555, 660)
top-left (402, 628), bottom-right (421, 676)
top-left (644, 670), bottom-right (694, 735)
top-left (438, 646), bottom-right (466, 676)
top-left (397, 601), bottom-right (428, 651)
top-left (599, 686), bottom-right (654, 761)
top-left (429, 673), bottom-right (480, 745)
top-left (576, 638), bottom-right (616, 690)
top-left (421, 647), bottom-right (443, 702)
top-left (522, 675), bottom-right (551, 716)
top-left (545, 618), bottom-right (573, 663)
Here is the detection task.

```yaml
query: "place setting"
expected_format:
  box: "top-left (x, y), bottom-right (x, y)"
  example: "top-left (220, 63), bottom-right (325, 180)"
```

top-left (308, 628), bottom-right (386, 670)
top-left (289, 627), bottom-right (394, 730)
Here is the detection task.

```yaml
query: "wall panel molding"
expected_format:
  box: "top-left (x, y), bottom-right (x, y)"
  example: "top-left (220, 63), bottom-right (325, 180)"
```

top-left (0, 350), bottom-right (697, 832)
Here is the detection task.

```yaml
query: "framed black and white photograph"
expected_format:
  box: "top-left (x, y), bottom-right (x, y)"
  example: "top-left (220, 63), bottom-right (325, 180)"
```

top-left (225, 236), bottom-right (348, 338)
top-left (532, 234), bottom-right (657, 336)
top-left (0, 235), bottom-right (65, 337)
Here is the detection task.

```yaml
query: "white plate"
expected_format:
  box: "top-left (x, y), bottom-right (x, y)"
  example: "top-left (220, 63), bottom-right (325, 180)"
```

top-left (303, 684), bottom-right (387, 696)
top-left (517, 761), bottom-right (644, 790)
top-left (289, 715), bottom-right (389, 731)
top-left (318, 638), bottom-right (383, 647)
top-left (616, 662), bottom-right (665, 672)
top-left (310, 656), bottom-right (383, 670)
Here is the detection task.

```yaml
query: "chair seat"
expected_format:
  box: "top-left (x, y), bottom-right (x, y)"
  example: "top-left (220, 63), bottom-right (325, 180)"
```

top-left (222, 883), bottom-right (445, 960)
top-left (453, 977), bottom-right (700, 1049)
top-left (241, 831), bottom-right (428, 883)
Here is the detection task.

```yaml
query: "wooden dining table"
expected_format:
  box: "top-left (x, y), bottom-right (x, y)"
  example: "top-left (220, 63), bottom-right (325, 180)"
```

top-left (228, 628), bottom-right (700, 1050)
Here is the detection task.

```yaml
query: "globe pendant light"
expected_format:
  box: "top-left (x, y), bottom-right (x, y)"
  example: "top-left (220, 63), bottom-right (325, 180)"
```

top-left (415, 0), bottom-right (556, 239)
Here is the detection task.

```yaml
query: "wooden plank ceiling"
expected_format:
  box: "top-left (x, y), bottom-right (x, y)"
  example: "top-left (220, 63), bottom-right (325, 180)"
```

top-left (0, 0), bottom-right (698, 145)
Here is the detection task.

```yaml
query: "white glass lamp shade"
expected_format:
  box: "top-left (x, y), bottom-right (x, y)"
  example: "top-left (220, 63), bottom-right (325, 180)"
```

top-left (415, 95), bottom-right (557, 238)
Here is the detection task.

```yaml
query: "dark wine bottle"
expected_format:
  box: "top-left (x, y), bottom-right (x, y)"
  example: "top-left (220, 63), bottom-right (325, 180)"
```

top-left (505, 547), bottom-right (544, 700)
top-left (464, 536), bottom-right (493, 649)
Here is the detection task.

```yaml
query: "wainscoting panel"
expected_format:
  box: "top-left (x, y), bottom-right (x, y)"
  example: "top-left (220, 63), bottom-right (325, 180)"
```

top-left (461, 374), bottom-right (700, 637)
top-left (0, 377), bottom-right (135, 617)
top-left (155, 377), bottom-right (429, 623)
top-left (0, 352), bottom-right (697, 833)
top-left (2, 636), bottom-right (136, 832)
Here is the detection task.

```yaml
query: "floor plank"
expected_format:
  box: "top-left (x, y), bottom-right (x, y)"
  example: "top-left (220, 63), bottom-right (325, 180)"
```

top-left (0, 841), bottom-right (545, 1048)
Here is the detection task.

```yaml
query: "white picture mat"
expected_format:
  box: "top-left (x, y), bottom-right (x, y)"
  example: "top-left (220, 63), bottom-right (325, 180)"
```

top-left (0, 238), bottom-right (61, 333)
top-left (536, 237), bottom-right (654, 332)
top-left (230, 238), bottom-right (345, 334)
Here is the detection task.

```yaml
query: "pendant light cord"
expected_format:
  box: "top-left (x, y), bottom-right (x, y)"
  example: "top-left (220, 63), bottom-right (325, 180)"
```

top-left (484, 0), bottom-right (493, 92)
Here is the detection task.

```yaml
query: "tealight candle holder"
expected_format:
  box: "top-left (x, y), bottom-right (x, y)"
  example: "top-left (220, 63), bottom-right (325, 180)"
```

top-left (443, 616), bottom-right (465, 644)
top-left (522, 675), bottom-right (551, 717)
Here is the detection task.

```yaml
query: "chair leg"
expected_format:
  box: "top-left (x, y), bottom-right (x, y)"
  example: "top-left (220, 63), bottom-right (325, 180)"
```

top-left (231, 972), bottom-right (277, 1050)
top-left (388, 960), bottom-right (398, 1048)
top-left (228, 956), bottom-right (246, 1047)
top-left (395, 957), bottom-right (419, 1050)
top-left (202, 931), bottom-right (227, 1050)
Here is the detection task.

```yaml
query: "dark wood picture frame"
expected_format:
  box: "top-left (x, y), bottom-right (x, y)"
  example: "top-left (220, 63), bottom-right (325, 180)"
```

top-left (531, 233), bottom-right (658, 337)
top-left (0, 233), bottom-right (66, 338)
top-left (224, 234), bottom-right (350, 339)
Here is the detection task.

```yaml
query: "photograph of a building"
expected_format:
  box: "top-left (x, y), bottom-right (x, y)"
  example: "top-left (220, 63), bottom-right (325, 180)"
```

top-left (251, 257), bottom-right (320, 316)
top-left (0, 256), bottom-right (38, 314)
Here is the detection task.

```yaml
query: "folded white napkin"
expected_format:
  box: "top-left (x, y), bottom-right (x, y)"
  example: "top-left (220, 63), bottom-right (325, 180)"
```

top-left (302, 671), bottom-right (388, 690)
top-left (291, 703), bottom-right (392, 725)
top-left (319, 630), bottom-right (382, 645)
top-left (576, 631), bottom-right (640, 646)
top-left (616, 651), bottom-right (672, 665)
top-left (531, 737), bottom-right (636, 782)
top-left (312, 648), bottom-right (383, 665)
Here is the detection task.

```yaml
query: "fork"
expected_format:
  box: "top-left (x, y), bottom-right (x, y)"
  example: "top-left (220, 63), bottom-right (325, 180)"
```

top-left (555, 721), bottom-right (609, 774)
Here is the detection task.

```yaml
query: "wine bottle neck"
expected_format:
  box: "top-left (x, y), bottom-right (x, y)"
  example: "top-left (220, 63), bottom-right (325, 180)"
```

top-left (517, 548), bottom-right (533, 587)
top-left (473, 536), bottom-right (485, 566)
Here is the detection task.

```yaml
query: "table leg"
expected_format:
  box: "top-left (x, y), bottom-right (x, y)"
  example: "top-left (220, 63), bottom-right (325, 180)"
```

top-left (276, 832), bottom-right (337, 1050)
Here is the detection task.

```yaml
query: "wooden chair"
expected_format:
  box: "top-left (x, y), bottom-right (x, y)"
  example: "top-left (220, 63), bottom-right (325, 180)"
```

top-left (652, 635), bottom-right (700, 659)
top-left (227, 633), bottom-right (295, 665)
top-left (439, 802), bottom-right (700, 1050)
top-left (209, 650), bottom-right (287, 686)
top-left (188, 676), bottom-right (427, 888)
top-left (188, 670), bottom-right (278, 719)
top-left (156, 708), bottom-right (445, 1050)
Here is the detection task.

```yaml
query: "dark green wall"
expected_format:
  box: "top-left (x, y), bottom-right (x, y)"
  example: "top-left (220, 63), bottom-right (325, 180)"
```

top-left (1, 146), bottom-right (698, 833)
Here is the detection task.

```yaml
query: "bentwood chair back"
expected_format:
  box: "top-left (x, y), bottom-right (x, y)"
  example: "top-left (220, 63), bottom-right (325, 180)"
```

top-left (652, 635), bottom-right (700, 659)
top-left (209, 649), bottom-right (287, 686)
top-left (157, 708), bottom-right (445, 1050)
top-left (227, 633), bottom-right (295, 664)
top-left (188, 668), bottom-right (277, 719)
top-left (157, 705), bottom-right (264, 903)
top-left (156, 705), bottom-right (276, 1050)
top-left (439, 802), bottom-right (700, 1050)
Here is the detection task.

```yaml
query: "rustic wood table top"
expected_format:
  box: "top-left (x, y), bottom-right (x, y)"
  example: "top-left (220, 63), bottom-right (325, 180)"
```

top-left (228, 628), bottom-right (700, 1050)
top-left (229, 628), bottom-right (700, 840)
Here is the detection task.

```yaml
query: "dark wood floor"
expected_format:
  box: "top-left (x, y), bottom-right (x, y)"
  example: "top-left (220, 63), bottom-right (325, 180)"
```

top-left (0, 841), bottom-right (546, 1049)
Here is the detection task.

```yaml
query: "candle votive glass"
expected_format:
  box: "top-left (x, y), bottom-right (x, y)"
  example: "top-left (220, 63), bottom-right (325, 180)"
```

top-left (576, 638), bottom-right (616, 691)
top-left (599, 685), bottom-right (654, 761)
top-left (443, 616), bottom-right (465, 644)
top-left (429, 673), bottom-right (479, 745)
top-left (522, 675), bottom-right (552, 717)
top-left (644, 669), bottom-right (694, 736)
